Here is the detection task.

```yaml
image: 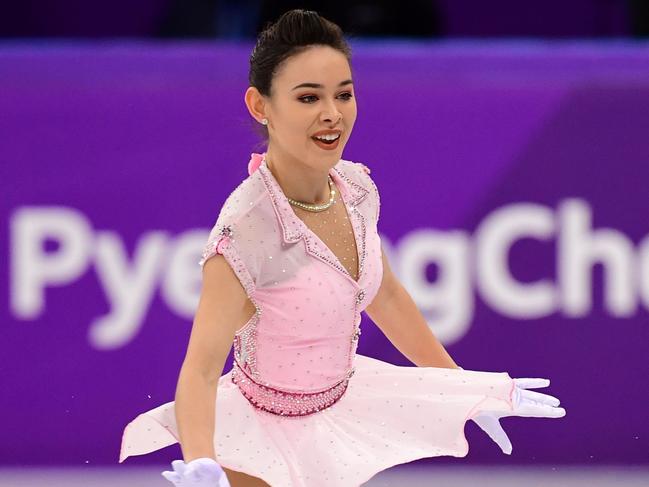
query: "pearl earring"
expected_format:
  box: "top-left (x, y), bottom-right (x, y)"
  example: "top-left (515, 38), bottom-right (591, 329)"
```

top-left (261, 118), bottom-right (268, 125)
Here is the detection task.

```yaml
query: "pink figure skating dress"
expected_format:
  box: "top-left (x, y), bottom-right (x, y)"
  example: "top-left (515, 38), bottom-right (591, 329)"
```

top-left (119, 153), bottom-right (516, 486)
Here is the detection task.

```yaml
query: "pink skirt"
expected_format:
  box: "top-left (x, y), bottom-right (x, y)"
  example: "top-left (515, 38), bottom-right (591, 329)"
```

top-left (120, 354), bottom-right (515, 487)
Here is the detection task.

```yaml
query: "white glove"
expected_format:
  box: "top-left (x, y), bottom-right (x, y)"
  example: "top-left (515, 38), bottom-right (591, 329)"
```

top-left (161, 457), bottom-right (227, 487)
top-left (469, 375), bottom-right (566, 455)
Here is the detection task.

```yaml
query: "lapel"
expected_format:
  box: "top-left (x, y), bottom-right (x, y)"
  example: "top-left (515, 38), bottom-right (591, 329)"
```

top-left (257, 155), bottom-right (370, 286)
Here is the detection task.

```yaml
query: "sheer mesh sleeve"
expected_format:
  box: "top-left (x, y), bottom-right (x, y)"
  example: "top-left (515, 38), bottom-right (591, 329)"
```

top-left (199, 221), bottom-right (256, 298)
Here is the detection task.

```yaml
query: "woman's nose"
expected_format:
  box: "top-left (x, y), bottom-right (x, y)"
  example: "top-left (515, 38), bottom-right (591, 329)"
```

top-left (321, 98), bottom-right (342, 123)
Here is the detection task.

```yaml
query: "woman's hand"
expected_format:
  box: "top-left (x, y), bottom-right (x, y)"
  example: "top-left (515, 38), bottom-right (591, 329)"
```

top-left (470, 377), bottom-right (566, 455)
top-left (161, 458), bottom-right (228, 486)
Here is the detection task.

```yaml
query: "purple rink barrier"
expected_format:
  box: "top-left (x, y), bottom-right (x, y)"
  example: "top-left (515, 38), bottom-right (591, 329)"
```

top-left (2, 40), bottom-right (649, 466)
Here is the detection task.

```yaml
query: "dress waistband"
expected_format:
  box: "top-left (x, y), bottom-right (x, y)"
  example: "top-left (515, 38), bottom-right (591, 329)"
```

top-left (231, 360), bottom-right (354, 417)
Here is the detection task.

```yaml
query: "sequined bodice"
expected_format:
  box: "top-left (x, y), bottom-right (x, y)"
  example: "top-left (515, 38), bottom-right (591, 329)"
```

top-left (199, 157), bottom-right (383, 395)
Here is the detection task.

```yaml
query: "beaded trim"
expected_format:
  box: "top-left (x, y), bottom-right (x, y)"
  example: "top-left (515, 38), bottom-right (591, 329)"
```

top-left (231, 359), bottom-right (354, 417)
top-left (331, 164), bottom-right (370, 208)
top-left (361, 168), bottom-right (381, 222)
top-left (346, 287), bottom-right (366, 370)
top-left (354, 205), bottom-right (368, 280)
top-left (257, 162), bottom-right (305, 243)
top-left (302, 179), bottom-right (367, 283)
top-left (332, 165), bottom-right (369, 281)
top-left (233, 306), bottom-right (262, 381)
top-left (302, 212), bottom-right (365, 283)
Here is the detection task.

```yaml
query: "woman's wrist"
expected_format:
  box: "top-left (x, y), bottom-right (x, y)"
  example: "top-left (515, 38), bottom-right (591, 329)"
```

top-left (184, 456), bottom-right (217, 463)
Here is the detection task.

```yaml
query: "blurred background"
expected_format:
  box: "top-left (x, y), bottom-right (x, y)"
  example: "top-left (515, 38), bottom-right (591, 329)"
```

top-left (2, 1), bottom-right (649, 486)
top-left (2, 0), bottom-right (649, 38)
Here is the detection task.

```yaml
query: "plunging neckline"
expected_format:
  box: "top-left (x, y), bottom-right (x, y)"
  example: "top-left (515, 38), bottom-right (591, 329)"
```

top-left (260, 158), bottom-right (364, 285)
top-left (292, 180), bottom-right (362, 284)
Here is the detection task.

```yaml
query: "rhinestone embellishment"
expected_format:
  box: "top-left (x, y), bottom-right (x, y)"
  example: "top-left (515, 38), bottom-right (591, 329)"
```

top-left (220, 225), bottom-right (233, 238)
top-left (198, 224), bottom-right (235, 268)
top-left (233, 306), bottom-right (262, 381)
top-left (356, 290), bottom-right (365, 304)
top-left (351, 327), bottom-right (361, 341)
top-left (231, 360), bottom-right (352, 417)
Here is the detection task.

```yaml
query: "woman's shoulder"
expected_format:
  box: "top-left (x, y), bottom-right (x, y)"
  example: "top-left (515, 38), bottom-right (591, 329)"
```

top-left (337, 158), bottom-right (381, 222)
top-left (199, 171), bottom-right (273, 271)
top-left (337, 158), bottom-right (379, 200)
top-left (337, 158), bottom-right (375, 185)
top-left (213, 170), bottom-right (269, 225)
top-left (203, 171), bottom-right (273, 246)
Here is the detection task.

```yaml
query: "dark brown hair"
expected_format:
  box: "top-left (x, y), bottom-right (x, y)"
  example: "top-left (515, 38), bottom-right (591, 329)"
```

top-left (248, 9), bottom-right (353, 144)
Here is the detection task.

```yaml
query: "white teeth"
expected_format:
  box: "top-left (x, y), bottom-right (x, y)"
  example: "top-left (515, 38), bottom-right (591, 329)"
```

top-left (314, 133), bottom-right (340, 141)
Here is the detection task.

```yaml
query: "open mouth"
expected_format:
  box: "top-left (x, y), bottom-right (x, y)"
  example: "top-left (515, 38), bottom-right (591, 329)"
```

top-left (311, 133), bottom-right (341, 150)
top-left (311, 135), bottom-right (340, 145)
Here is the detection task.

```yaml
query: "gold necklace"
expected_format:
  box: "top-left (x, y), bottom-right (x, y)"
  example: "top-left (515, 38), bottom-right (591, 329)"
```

top-left (287, 176), bottom-right (336, 212)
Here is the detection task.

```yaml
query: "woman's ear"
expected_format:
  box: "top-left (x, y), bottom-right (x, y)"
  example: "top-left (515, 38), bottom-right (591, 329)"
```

top-left (244, 86), bottom-right (267, 124)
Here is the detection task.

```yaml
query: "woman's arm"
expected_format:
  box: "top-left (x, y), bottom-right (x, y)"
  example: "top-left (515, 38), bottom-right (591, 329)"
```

top-left (174, 253), bottom-right (257, 462)
top-left (364, 243), bottom-right (460, 369)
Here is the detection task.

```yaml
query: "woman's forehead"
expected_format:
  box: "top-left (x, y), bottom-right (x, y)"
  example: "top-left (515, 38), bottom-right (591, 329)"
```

top-left (276, 47), bottom-right (351, 85)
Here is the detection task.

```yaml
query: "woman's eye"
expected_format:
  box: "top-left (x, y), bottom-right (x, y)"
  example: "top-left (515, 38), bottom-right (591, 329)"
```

top-left (298, 93), bottom-right (354, 104)
top-left (299, 95), bottom-right (318, 103)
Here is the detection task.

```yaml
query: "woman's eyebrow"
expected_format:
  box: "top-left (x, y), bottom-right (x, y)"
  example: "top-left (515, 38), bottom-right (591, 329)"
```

top-left (291, 79), bottom-right (353, 90)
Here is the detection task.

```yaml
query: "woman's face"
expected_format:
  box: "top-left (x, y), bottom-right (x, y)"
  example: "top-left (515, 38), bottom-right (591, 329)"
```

top-left (259, 45), bottom-right (357, 168)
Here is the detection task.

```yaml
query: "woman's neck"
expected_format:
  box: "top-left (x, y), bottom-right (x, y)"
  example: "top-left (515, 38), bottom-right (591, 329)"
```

top-left (265, 149), bottom-right (334, 204)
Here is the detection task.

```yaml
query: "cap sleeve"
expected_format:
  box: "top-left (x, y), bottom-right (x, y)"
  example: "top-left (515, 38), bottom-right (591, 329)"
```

top-left (199, 221), bottom-right (256, 298)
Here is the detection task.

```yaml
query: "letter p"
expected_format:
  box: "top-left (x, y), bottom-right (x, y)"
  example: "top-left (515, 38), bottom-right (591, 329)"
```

top-left (10, 206), bottom-right (93, 318)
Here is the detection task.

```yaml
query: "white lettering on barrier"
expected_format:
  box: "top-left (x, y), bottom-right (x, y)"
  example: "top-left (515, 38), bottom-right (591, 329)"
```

top-left (89, 230), bottom-right (170, 349)
top-left (9, 207), bottom-right (206, 350)
top-left (475, 202), bottom-right (557, 319)
top-left (11, 206), bottom-right (94, 318)
top-left (396, 229), bottom-right (472, 345)
top-left (7, 198), bottom-right (645, 349)
top-left (558, 199), bottom-right (636, 317)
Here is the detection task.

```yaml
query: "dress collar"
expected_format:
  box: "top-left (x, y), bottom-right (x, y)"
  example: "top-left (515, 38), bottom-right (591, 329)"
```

top-left (255, 153), bottom-right (369, 243)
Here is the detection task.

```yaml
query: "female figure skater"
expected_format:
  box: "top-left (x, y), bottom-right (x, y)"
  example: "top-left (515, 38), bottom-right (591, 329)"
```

top-left (119, 9), bottom-right (566, 487)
